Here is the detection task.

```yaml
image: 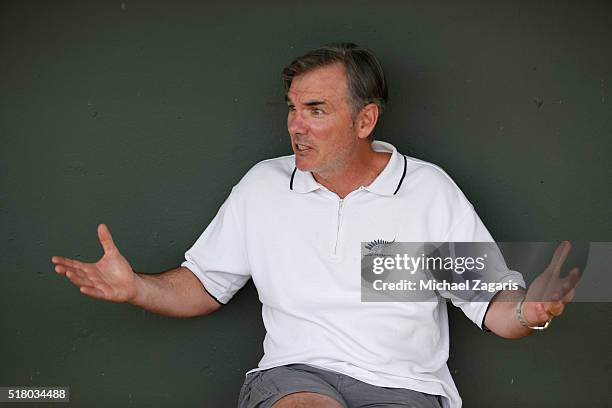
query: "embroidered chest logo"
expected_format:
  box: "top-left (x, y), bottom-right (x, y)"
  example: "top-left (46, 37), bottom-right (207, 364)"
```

top-left (365, 238), bottom-right (396, 256)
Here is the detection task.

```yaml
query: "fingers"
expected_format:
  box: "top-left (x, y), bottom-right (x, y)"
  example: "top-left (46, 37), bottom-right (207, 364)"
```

top-left (97, 223), bottom-right (117, 255)
top-left (548, 267), bottom-right (580, 301)
top-left (544, 301), bottom-right (565, 317)
top-left (532, 280), bottom-right (576, 322)
top-left (528, 302), bottom-right (563, 325)
top-left (565, 267), bottom-right (581, 288)
top-left (53, 263), bottom-right (73, 276)
top-left (55, 264), bottom-right (93, 286)
top-left (562, 288), bottom-right (576, 303)
top-left (51, 256), bottom-right (86, 271)
top-left (538, 291), bottom-right (574, 321)
top-left (67, 268), bottom-right (93, 287)
top-left (53, 261), bottom-right (85, 277)
top-left (530, 302), bottom-right (555, 324)
top-left (558, 268), bottom-right (578, 304)
top-left (549, 241), bottom-right (572, 278)
top-left (55, 264), bottom-right (110, 300)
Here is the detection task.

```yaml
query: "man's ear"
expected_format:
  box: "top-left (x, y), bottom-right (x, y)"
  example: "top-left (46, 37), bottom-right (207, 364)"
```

top-left (355, 103), bottom-right (379, 140)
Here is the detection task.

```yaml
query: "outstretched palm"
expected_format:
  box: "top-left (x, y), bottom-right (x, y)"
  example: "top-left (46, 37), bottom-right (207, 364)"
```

top-left (52, 224), bottom-right (138, 303)
top-left (522, 241), bottom-right (581, 325)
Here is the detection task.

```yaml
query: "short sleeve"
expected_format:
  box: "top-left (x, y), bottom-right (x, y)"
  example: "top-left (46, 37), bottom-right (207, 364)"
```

top-left (181, 189), bottom-right (251, 304)
top-left (444, 207), bottom-right (526, 330)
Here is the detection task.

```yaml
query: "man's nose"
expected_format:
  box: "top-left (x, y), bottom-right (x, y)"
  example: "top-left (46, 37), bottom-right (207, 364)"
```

top-left (288, 111), bottom-right (307, 136)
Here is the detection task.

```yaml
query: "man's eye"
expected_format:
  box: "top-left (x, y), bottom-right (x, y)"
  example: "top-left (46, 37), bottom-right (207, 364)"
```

top-left (311, 108), bottom-right (324, 115)
top-left (287, 105), bottom-right (296, 112)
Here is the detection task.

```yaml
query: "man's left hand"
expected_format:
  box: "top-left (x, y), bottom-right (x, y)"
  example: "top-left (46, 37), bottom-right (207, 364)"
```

top-left (522, 241), bottom-right (581, 327)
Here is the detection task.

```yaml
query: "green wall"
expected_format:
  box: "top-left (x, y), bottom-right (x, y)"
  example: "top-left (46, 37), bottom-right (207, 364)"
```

top-left (1, 1), bottom-right (610, 406)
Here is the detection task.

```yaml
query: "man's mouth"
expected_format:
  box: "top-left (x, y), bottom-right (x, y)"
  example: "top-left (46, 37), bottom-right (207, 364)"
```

top-left (295, 143), bottom-right (312, 152)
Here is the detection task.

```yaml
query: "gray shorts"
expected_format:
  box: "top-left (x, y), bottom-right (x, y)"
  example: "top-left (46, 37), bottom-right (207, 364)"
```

top-left (237, 364), bottom-right (442, 408)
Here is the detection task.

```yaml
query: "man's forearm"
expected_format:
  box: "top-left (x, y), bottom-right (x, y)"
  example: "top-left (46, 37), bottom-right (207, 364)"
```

top-left (484, 289), bottom-right (533, 339)
top-left (130, 267), bottom-right (221, 318)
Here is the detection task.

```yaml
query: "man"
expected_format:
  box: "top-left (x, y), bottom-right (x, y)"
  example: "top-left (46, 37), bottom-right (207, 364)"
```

top-left (52, 43), bottom-right (579, 408)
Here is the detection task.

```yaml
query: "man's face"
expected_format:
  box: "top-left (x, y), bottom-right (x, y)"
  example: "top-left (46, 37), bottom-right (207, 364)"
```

top-left (286, 63), bottom-right (360, 175)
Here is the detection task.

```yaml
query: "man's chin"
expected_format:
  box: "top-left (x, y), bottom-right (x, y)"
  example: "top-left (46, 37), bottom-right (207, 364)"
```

top-left (295, 156), bottom-right (315, 172)
top-left (295, 162), bottom-right (314, 172)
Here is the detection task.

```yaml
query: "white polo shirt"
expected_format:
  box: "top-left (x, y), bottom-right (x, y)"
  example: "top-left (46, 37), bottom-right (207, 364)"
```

top-left (182, 141), bottom-right (524, 408)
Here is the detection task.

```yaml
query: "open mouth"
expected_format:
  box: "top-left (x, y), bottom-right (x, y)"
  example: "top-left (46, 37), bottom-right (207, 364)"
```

top-left (295, 143), bottom-right (312, 152)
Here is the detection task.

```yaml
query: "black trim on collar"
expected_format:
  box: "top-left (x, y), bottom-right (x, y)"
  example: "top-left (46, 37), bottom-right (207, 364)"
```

top-left (289, 167), bottom-right (297, 190)
top-left (393, 155), bottom-right (407, 195)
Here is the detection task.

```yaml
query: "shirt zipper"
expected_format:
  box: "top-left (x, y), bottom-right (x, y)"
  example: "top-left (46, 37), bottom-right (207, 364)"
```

top-left (333, 198), bottom-right (344, 256)
top-left (332, 187), bottom-right (365, 256)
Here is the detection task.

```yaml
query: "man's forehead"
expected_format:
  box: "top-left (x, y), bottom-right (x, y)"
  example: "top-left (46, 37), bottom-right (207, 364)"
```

top-left (286, 63), bottom-right (348, 103)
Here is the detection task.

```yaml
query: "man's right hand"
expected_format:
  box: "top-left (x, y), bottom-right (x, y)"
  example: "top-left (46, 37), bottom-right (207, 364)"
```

top-left (52, 224), bottom-right (139, 303)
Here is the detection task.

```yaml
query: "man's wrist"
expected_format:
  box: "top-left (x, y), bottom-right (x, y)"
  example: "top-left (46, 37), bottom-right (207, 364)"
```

top-left (129, 272), bottom-right (147, 306)
top-left (516, 296), bottom-right (551, 331)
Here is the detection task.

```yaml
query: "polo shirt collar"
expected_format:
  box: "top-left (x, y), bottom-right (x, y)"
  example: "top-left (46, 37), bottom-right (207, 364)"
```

top-left (289, 166), bottom-right (321, 193)
top-left (362, 140), bottom-right (407, 196)
top-left (289, 140), bottom-right (407, 196)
